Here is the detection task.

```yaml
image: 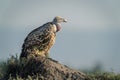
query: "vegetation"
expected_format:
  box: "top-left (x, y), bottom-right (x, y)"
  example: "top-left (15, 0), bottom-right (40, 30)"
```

top-left (0, 56), bottom-right (120, 80)
top-left (87, 72), bottom-right (120, 80)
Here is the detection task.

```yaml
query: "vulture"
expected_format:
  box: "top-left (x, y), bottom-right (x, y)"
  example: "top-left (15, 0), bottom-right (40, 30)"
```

top-left (20, 16), bottom-right (67, 59)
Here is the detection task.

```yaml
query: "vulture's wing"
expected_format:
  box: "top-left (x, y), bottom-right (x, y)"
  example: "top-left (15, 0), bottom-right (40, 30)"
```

top-left (22, 22), bottom-right (55, 52)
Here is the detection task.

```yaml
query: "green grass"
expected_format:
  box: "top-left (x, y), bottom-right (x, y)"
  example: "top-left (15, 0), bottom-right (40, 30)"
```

top-left (0, 55), bottom-right (120, 80)
top-left (87, 72), bottom-right (120, 80)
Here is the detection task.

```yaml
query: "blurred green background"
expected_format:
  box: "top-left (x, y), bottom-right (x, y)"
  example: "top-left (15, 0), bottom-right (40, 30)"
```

top-left (0, 0), bottom-right (120, 73)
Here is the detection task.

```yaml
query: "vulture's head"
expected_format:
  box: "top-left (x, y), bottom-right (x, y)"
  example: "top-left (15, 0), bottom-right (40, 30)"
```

top-left (53, 16), bottom-right (67, 23)
top-left (52, 16), bottom-right (67, 32)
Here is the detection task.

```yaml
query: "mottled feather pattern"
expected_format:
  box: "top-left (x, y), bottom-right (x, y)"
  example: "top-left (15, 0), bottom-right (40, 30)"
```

top-left (20, 22), bottom-right (56, 58)
top-left (20, 16), bottom-right (67, 59)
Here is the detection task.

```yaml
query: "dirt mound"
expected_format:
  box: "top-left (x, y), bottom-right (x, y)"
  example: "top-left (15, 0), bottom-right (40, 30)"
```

top-left (3, 56), bottom-right (89, 80)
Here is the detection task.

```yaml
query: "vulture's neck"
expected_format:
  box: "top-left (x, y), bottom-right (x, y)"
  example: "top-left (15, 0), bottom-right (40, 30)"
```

top-left (55, 23), bottom-right (61, 32)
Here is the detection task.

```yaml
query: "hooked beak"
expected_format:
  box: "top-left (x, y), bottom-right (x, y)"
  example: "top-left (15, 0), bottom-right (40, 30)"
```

top-left (63, 19), bottom-right (67, 22)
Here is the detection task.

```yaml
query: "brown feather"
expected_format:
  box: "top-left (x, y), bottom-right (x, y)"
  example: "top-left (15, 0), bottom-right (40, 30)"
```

top-left (20, 22), bottom-right (56, 58)
top-left (20, 16), bottom-right (67, 59)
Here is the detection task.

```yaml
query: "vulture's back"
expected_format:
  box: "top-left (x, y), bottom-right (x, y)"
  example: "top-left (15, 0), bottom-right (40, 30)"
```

top-left (20, 22), bottom-right (56, 59)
